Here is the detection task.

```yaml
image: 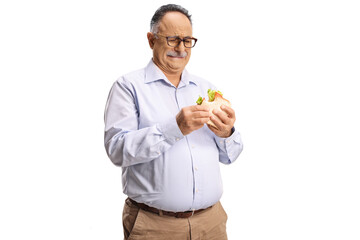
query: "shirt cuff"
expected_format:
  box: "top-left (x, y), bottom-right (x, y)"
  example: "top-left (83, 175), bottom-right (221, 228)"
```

top-left (214, 128), bottom-right (242, 151)
top-left (158, 117), bottom-right (184, 145)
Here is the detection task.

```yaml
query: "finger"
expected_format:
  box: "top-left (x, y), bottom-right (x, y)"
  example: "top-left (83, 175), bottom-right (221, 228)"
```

top-left (198, 117), bottom-right (211, 124)
top-left (192, 104), bottom-right (210, 112)
top-left (191, 118), bottom-right (210, 128)
top-left (192, 111), bottom-right (210, 118)
top-left (207, 123), bottom-right (220, 133)
top-left (212, 109), bottom-right (231, 125)
top-left (210, 115), bottom-right (225, 130)
top-left (220, 105), bottom-right (235, 119)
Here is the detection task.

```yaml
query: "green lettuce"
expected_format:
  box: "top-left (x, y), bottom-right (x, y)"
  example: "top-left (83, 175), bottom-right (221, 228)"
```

top-left (196, 89), bottom-right (223, 104)
top-left (207, 89), bottom-right (223, 102)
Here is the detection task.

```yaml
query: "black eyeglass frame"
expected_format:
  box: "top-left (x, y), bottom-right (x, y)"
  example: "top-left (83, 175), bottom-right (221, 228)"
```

top-left (155, 33), bottom-right (198, 48)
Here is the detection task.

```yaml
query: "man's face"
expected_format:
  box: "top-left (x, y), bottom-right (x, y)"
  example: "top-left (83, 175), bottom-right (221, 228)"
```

top-left (148, 11), bottom-right (193, 75)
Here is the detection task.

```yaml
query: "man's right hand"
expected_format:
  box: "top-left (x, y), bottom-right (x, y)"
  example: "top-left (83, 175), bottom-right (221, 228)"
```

top-left (176, 105), bottom-right (210, 136)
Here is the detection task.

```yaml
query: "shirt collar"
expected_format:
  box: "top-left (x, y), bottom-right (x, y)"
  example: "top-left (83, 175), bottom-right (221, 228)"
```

top-left (144, 59), bottom-right (198, 87)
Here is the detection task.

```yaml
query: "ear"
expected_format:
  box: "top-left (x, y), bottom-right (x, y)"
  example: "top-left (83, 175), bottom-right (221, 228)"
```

top-left (147, 32), bottom-right (155, 49)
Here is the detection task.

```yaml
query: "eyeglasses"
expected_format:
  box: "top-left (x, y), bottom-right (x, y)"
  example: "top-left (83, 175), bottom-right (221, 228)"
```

top-left (155, 33), bottom-right (198, 48)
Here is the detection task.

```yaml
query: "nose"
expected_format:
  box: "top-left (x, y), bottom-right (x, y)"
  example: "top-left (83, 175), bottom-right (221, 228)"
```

top-left (174, 41), bottom-right (186, 52)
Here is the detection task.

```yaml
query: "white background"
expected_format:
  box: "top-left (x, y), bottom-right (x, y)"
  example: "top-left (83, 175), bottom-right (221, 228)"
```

top-left (1, 0), bottom-right (359, 239)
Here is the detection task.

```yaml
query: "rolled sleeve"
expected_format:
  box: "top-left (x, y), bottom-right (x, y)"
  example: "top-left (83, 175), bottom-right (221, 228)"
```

top-left (214, 128), bottom-right (243, 164)
top-left (158, 117), bottom-right (184, 145)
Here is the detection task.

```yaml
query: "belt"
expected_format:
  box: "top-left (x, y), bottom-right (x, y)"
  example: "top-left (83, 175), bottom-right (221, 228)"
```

top-left (128, 198), bottom-right (211, 218)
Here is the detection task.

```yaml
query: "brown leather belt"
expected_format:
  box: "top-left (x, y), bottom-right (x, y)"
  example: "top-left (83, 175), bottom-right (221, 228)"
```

top-left (128, 198), bottom-right (211, 218)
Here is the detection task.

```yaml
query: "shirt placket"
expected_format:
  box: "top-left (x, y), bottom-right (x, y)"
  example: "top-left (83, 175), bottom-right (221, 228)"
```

top-left (174, 85), bottom-right (199, 208)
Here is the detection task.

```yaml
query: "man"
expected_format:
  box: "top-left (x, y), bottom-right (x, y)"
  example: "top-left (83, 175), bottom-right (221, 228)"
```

top-left (104, 4), bottom-right (243, 239)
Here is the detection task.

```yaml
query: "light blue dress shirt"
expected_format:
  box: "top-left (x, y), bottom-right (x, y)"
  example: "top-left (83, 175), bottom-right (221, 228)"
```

top-left (104, 60), bottom-right (243, 212)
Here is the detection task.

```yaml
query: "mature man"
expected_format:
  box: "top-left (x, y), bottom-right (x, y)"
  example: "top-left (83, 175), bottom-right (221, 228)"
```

top-left (104, 4), bottom-right (243, 240)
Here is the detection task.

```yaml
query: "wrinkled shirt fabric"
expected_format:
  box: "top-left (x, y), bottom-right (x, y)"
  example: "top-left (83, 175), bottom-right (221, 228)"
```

top-left (104, 60), bottom-right (243, 212)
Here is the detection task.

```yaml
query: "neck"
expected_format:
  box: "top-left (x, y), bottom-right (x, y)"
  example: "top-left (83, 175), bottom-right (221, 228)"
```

top-left (152, 60), bottom-right (183, 87)
top-left (164, 72), bottom-right (182, 87)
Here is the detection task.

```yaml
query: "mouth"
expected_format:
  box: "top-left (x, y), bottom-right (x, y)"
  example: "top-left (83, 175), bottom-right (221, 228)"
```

top-left (168, 55), bottom-right (185, 59)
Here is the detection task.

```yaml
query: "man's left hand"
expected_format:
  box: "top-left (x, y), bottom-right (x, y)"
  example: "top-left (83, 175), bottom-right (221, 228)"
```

top-left (207, 105), bottom-right (236, 138)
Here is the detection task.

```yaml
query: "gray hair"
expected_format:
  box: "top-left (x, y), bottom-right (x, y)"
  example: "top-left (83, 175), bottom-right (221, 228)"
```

top-left (150, 4), bottom-right (192, 33)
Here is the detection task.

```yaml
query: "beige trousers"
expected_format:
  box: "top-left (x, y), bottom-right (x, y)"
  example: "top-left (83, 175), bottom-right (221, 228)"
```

top-left (123, 198), bottom-right (228, 240)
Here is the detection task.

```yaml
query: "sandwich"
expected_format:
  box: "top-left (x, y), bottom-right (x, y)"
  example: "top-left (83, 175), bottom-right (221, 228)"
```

top-left (196, 89), bottom-right (231, 129)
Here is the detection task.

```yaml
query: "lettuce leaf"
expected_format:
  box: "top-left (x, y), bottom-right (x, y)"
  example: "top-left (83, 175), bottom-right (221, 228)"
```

top-left (196, 96), bottom-right (203, 105)
top-left (207, 89), bottom-right (223, 102)
top-left (196, 89), bottom-right (223, 104)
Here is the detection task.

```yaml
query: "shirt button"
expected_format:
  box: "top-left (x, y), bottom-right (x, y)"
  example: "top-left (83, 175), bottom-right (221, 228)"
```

top-left (191, 145), bottom-right (195, 149)
top-left (195, 167), bottom-right (198, 171)
top-left (176, 138), bottom-right (180, 141)
top-left (196, 189), bottom-right (199, 193)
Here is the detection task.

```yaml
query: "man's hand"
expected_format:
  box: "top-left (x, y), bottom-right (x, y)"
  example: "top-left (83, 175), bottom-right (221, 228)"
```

top-left (176, 105), bottom-right (210, 135)
top-left (207, 105), bottom-right (236, 138)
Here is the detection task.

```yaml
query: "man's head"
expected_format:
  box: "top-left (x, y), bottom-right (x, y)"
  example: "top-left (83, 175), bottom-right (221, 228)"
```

top-left (150, 4), bottom-right (192, 33)
top-left (147, 4), bottom-right (195, 77)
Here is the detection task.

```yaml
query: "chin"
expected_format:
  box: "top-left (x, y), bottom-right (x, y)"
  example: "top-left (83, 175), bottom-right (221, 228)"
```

top-left (170, 58), bottom-right (189, 65)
